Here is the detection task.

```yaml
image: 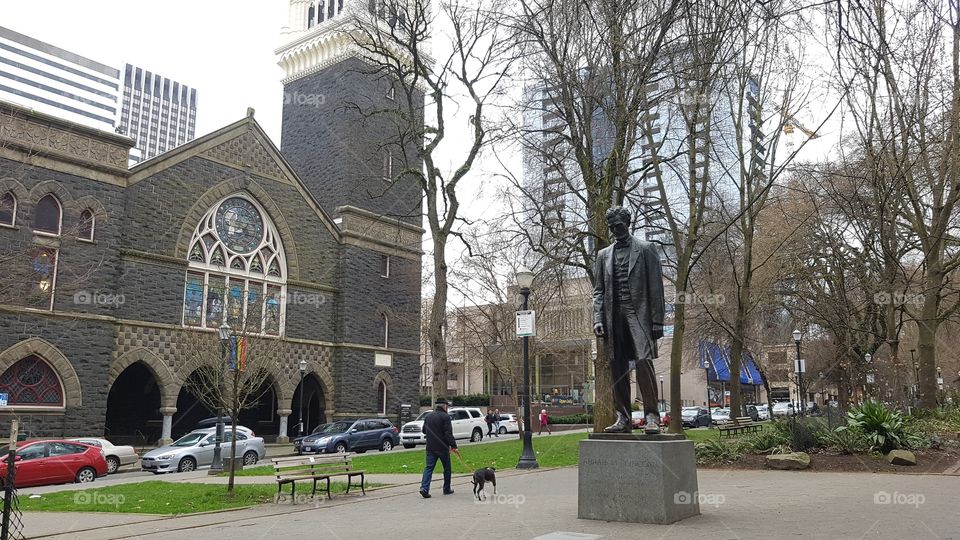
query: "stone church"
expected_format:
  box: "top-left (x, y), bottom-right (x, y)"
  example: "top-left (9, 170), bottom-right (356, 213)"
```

top-left (0, 0), bottom-right (422, 444)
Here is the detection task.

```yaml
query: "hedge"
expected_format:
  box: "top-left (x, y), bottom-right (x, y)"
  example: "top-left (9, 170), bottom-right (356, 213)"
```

top-left (418, 394), bottom-right (491, 407)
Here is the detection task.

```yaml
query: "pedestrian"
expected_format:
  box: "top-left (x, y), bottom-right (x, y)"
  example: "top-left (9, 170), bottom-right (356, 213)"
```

top-left (419, 398), bottom-right (457, 498)
top-left (538, 409), bottom-right (552, 435)
top-left (493, 408), bottom-right (501, 437)
top-left (484, 410), bottom-right (495, 437)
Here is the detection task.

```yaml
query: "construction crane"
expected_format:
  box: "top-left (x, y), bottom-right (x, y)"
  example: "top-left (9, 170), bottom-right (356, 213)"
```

top-left (782, 116), bottom-right (820, 148)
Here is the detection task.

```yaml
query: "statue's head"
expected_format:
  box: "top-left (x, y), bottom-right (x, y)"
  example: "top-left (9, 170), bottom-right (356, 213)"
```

top-left (605, 206), bottom-right (632, 242)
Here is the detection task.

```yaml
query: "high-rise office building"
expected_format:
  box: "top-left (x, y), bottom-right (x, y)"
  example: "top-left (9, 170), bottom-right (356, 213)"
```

top-left (117, 64), bottom-right (198, 163)
top-left (0, 26), bottom-right (198, 164)
top-left (0, 26), bottom-right (120, 133)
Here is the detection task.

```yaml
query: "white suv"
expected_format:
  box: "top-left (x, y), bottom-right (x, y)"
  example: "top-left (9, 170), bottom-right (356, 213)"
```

top-left (400, 407), bottom-right (487, 449)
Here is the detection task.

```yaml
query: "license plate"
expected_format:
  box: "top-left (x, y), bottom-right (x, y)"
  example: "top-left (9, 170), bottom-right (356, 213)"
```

top-left (303, 446), bottom-right (311, 452)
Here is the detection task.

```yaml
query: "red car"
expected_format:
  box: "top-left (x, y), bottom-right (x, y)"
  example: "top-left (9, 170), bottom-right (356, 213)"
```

top-left (0, 440), bottom-right (108, 488)
top-left (631, 411), bottom-right (671, 430)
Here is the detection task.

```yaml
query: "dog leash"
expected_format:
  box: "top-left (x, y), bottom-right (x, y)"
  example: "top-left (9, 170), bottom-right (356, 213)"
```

top-left (452, 448), bottom-right (471, 469)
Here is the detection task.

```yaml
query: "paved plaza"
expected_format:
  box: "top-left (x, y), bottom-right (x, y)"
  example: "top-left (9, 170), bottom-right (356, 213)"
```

top-left (20, 467), bottom-right (960, 540)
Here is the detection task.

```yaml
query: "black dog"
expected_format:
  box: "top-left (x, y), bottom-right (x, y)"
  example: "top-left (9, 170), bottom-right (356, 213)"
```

top-left (471, 467), bottom-right (497, 500)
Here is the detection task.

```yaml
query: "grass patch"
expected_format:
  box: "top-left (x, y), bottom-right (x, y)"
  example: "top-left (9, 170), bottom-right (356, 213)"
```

top-left (19, 480), bottom-right (373, 515)
top-left (237, 428), bottom-right (723, 476)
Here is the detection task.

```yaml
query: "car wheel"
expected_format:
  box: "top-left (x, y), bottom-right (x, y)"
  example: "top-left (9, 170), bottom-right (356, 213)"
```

top-left (402, 443), bottom-right (415, 449)
top-left (75, 467), bottom-right (97, 483)
top-left (380, 439), bottom-right (393, 452)
top-left (498, 426), bottom-right (507, 435)
top-left (470, 429), bottom-right (482, 443)
top-left (177, 457), bottom-right (197, 472)
top-left (105, 456), bottom-right (120, 474)
top-left (243, 451), bottom-right (258, 466)
top-left (335, 442), bottom-right (348, 453)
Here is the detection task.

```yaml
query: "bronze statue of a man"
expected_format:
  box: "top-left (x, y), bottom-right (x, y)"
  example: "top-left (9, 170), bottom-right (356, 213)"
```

top-left (592, 206), bottom-right (665, 433)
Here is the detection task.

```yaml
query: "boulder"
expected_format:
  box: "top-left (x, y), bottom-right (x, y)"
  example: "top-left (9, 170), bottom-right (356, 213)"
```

top-left (765, 452), bottom-right (811, 470)
top-left (885, 449), bottom-right (917, 466)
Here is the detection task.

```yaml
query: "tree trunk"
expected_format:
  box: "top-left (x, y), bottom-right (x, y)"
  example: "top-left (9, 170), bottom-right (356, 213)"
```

top-left (592, 337), bottom-right (613, 433)
top-left (227, 369), bottom-right (240, 495)
top-left (429, 240), bottom-right (449, 399)
top-left (667, 296), bottom-right (687, 433)
top-left (917, 267), bottom-right (943, 409)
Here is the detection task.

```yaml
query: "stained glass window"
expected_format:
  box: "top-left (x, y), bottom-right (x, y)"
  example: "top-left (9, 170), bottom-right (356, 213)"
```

top-left (183, 273), bottom-right (204, 326)
top-left (182, 194), bottom-right (286, 334)
top-left (0, 355), bottom-right (64, 406)
top-left (28, 247), bottom-right (57, 310)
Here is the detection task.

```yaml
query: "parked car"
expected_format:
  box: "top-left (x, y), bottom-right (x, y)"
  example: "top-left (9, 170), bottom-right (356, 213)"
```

top-left (293, 423), bottom-right (330, 454)
top-left (745, 404), bottom-right (760, 422)
top-left (680, 407), bottom-right (711, 428)
top-left (69, 438), bottom-right (138, 474)
top-left (495, 412), bottom-right (521, 434)
top-left (710, 407), bottom-right (731, 424)
top-left (771, 402), bottom-right (796, 417)
top-left (298, 418), bottom-right (400, 454)
top-left (631, 410), bottom-right (672, 429)
top-left (193, 418), bottom-right (255, 437)
top-left (141, 428), bottom-right (265, 473)
top-left (754, 404), bottom-right (770, 420)
top-left (0, 440), bottom-right (107, 488)
top-left (400, 407), bottom-right (487, 448)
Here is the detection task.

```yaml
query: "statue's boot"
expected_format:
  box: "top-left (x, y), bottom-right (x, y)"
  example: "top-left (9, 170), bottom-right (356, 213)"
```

top-left (644, 413), bottom-right (660, 434)
top-left (603, 411), bottom-right (632, 433)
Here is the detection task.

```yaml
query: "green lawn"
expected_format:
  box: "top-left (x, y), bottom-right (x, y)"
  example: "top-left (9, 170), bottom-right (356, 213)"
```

top-left (237, 428), bottom-right (723, 477)
top-left (19, 480), bottom-right (370, 515)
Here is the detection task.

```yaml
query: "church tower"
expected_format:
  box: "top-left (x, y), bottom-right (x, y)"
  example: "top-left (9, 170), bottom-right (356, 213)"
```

top-left (276, 0), bottom-right (422, 226)
top-left (277, 0), bottom-right (424, 420)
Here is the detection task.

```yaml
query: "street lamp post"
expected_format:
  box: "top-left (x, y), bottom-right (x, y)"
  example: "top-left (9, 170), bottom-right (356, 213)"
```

top-left (298, 360), bottom-right (307, 436)
top-left (659, 374), bottom-right (665, 411)
top-left (703, 359), bottom-right (712, 425)
top-left (211, 323), bottom-right (231, 474)
top-left (516, 267), bottom-right (538, 469)
top-left (793, 330), bottom-right (805, 416)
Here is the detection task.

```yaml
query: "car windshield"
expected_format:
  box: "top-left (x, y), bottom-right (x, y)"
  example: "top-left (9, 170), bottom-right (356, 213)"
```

top-left (416, 412), bottom-right (430, 421)
top-left (310, 424), bottom-right (330, 435)
top-left (321, 422), bottom-right (353, 434)
top-left (171, 433), bottom-right (206, 447)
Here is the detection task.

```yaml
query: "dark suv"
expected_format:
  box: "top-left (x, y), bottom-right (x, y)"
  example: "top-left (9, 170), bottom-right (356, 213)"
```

top-left (296, 418), bottom-right (400, 454)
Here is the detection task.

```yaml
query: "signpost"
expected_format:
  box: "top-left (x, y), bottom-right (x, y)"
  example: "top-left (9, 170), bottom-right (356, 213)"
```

top-left (516, 310), bottom-right (537, 338)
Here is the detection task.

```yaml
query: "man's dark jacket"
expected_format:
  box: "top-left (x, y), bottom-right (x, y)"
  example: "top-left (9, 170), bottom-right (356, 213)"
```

top-left (424, 408), bottom-right (457, 454)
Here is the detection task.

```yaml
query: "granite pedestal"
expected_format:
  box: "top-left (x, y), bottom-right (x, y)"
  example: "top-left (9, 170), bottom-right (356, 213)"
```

top-left (578, 436), bottom-right (700, 524)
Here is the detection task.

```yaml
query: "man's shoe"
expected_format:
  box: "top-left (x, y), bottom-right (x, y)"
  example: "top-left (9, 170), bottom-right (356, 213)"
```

top-left (603, 411), bottom-right (631, 433)
top-left (443, 489), bottom-right (454, 495)
top-left (644, 413), bottom-right (660, 434)
top-left (419, 490), bottom-right (431, 498)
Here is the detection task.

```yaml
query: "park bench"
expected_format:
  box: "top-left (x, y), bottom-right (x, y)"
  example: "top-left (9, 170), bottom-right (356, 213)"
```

top-left (717, 416), bottom-right (763, 438)
top-left (272, 454), bottom-right (365, 503)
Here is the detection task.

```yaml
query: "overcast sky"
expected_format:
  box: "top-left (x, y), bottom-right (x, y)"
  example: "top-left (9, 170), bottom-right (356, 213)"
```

top-left (5, 0), bottom-right (290, 141)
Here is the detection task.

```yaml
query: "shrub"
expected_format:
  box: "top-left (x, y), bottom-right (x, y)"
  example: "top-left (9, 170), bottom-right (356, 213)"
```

top-left (695, 438), bottom-right (744, 463)
top-left (844, 400), bottom-right (908, 453)
top-left (742, 429), bottom-right (790, 453)
top-left (820, 427), bottom-right (871, 454)
top-left (450, 393), bottom-right (490, 407)
top-left (770, 418), bottom-right (824, 452)
top-left (552, 413), bottom-right (593, 424)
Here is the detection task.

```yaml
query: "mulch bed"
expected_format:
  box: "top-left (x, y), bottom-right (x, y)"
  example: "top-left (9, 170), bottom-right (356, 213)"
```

top-left (699, 448), bottom-right (960, 474)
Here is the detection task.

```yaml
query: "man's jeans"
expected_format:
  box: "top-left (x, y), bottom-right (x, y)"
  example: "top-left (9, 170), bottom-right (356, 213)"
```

top-left (420, 451), bottom-right (452, 494)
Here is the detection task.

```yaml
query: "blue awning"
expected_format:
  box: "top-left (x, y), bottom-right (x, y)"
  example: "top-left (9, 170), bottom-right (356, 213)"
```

top-left (698, 341), bottom-right (764, 386)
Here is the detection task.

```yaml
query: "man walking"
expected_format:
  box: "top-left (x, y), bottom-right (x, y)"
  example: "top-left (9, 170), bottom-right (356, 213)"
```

top-left (419, 398), bottom-right (457, 498)
top-left (492, 408), bottom-right (501, 437)
top-left (485, 410), bottom-right (495, 437)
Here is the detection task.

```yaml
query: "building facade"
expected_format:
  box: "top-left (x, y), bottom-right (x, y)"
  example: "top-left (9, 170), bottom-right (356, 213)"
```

top-left (0, 1), bottom-right (422, 445)
top-left (118, 64), bottom-right (198, 164)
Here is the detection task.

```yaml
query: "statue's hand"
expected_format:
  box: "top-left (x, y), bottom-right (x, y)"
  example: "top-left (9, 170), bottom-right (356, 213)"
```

top-left (593, 323), bottom-right (604, 337)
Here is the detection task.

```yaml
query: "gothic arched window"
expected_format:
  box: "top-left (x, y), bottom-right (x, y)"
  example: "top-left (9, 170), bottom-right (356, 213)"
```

top-left (78, 209), bottom-right (95, 241)
top-left (0, 355), bottom-right (64, 407)
top-left (378, 381), bottom-right (387, 415)
top-left (0, 192), bottom-right (15, 226)
top-left (182, 195), bottom-right (286, 335)
top-left (34, 194), bottom-right (61, 235)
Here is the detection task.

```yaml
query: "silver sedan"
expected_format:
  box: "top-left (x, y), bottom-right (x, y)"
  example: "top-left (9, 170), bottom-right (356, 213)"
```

top-left (141, 428), bottom-right (265, 473)
top-left (70, 438), bottom-right (139, 474)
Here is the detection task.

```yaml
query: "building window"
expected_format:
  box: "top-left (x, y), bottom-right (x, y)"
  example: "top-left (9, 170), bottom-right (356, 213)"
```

top-left (0, 355), bottom-right (64, 407)
top-left (382, 150), bottom-right (393, 181)
top-left (183, 194), bottom-right (287, 335)
top-left (0, 192), bottom-right (15, 226)
top-left (33, 195), bottom-right (62, 235)
top-left (378, 381), bottom-right (387, 415)
top-left (382, 314), bottom-right (389, 348)
top-left (78, 210), bottom-right (95, 241)
top-left (29, 247), bottom-right (58, 310)
top-left (380, 255), bottom-right (390, 278)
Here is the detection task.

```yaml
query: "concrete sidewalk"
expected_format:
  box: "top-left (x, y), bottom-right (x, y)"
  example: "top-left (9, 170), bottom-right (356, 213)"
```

top-left (20, 467), bottom-right (960, 540)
